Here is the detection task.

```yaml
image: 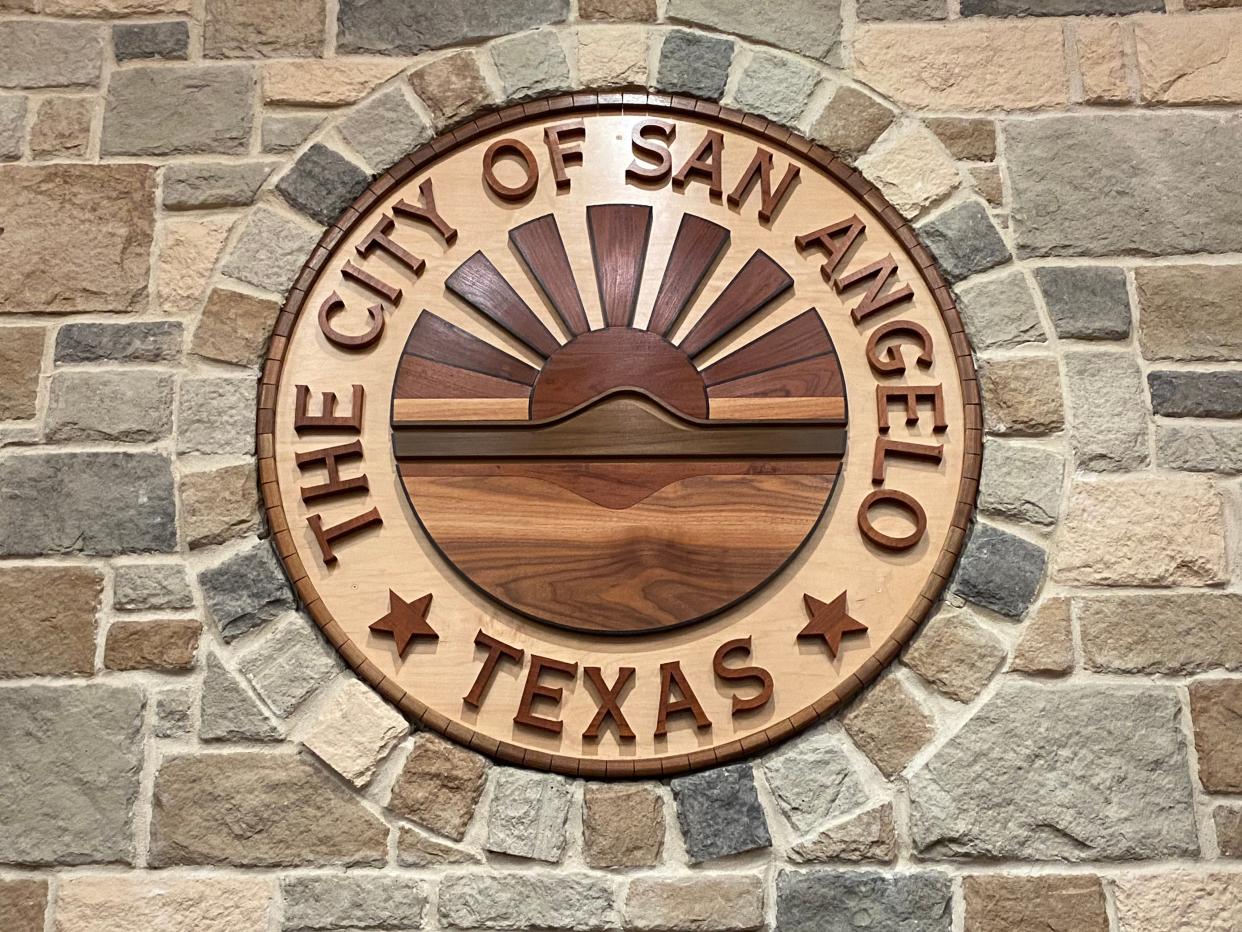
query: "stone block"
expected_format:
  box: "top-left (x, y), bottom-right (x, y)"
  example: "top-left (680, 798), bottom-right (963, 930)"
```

top-left (963, 0), bottom-right (1158, 12)
top-left (277, 143), bottom-right (370, 227)
top-left (486, 768), bottom-right (573, 862)
top-left (387, 731), bottom-right (487, 840)
top-left (0, 565), bottom-right (101, 677)
top-left (1215, 806), bottom-right (1242, 858)
top-left (199, 540), bottom-right (295, 642)
top-left (0, 95), bottom-right (26, 160)
top-left (150, 751), bottom-right (388, 867)
top-left (855, 22), bottom-right (1066, 111)
top-left (979, 440), bottom-right (1063, 527)
top-left (775, 870), bottom-right (952, 932)
top-left (580, 0), bottom-right (656, 20)
top-left (1011, 597), bottom-right (1073, 675)
top-left (970, 165), bottom-right (1003, 206)
top-left (788, 802), bottom-right (897, 863)
top-left (1034, 266), bottom-right (1130, 341)
top-left (55, 875), bottom-right (271, 932)
top-left (759, 730), bottom-right (868, 833)
top-left (263, 60), bottom-right (404, 106)
top-left (952, 522), bottom-right (1046, 619)
top-left (978, 355), bottom-right (1064, 436)
top-left (842, 674), bottom-right (935, 777)
top-left (205, 0), bottom-right (325, 58)
top-left (491, 29), bottom-right (571, 101)
top-left (1055, 478), bottom-right (1226, 587)
top-left (239, 614), bottom-right (338, 714)
top-left (337, 0), bottom-right (570, 55)
top-left (0, 327), bottom-right (43, 420)
top-left (954, 270), bottom-right (1044, 350)
top-left (1150, 370), bottom-right (1242, 418)
top-left (859, 0), bottom-right (947, 18)
top-left (302, 677), bottom-right (408, 787)
top-left (407, 51), bottom-right (494, 127)
top-left (338, 85), bottom-right (431, 173)
top-left (56, 321), bottom-right (182, 364)
top-left (856, 124), bottom-right (958, 218)
top-left (1064, 351), bottom-right (1149, 471)
top-left (963, 875), bottom-right (1108, 932)
top-left (909, 682), bottom-right (1198, 860)
top-left (577, 26), bottom-right (648, 88)
top-left (104, 619), bottom-right (200, 672)
top-left (113, 20), bottom-right (189, 61)
top-left (1113, 871), bottom-right (1242, 932)
top-left (917, 201), bottom-right (1011, 283)
top-left (583, 783), bottom-right (664, 868)
top-left (102, 65), bottom-right (254, 157)
top-left (667, 0), bottom-right (841, 60)
top-left (0, 878), bottom-right (46, 932)
top-left (1156, 423), bottom-right (1242, 473)
top-left (397, 827), bottom-right (484, 867)
top-left (1076, 19), bottom-right (1130, 104)
top-left (733, 51), bottom-right (821, 127)
top-left (281, 874), bottom-right (429, 930)
top-left (624, 876), bottom-right (764, 931)
top-left (1136, 14), bottom-right (1242, 106)
top-left (43, 0), bottom-right (193, 12)
top-left (439, 872), bottom-right (621, 930)
top-left (181, 462), bottom-right (259, 549)
top-left (807, 85), bottom-right (894, 162)
top-left (114, 563), bottom-right (193, 612)
top-left (158, 216), bottom-right (234, 315)
top-left (926, 117), bottom-right (995, 160)
top-left (201, 653), bottom-right (282, 742)
top-left (1136, 265), bottom-right (1242, 362)
top-left (1006, 115), bottom-right (1242, 258)
top-left (46, 370), bottom-right (174, 443)
top-left (177, 377), bottom-right (258, 455)
top-left (153, 688), bottom-right (193, 738)
top-left (164, 161), bottom-right (275, 210)
top-left (0, 452), bottom-right (176, 556)
top-left (221, 206), bottom-right (321, 295)
top-left (29, 96), bottom-right (92, 160)
top-left (0, 21), bottom-right (103, 88)
top-left (1189, 680), bottom-right (1242, 793)
top-left (656, 30), bottom-right (733, 100)
top-left (0, 684), bottom-right (143, 864)
top-left (903, 604), bottom-right (1006, 701)
top-left (0, 164), bottom-right (155, 313)
top-left (192, 287), bottom-right (281, 368)
top-left (670, 763), bottom-right (771, 863)
top-left (263, 113), bottom-right (321, 152)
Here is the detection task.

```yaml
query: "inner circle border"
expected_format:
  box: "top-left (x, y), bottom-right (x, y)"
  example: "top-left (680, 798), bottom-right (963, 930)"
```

top-left (255, 90), bottom-right (984, 779)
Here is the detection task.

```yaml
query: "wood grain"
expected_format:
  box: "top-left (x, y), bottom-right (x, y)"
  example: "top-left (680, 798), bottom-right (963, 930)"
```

top-left (700, 309), bottom-right (833, 386)
top-left (647, 214), bottom-right (730, 338)
top-left (445, 250), bottom-right (560, 358)
top-left (679, 251), bottom-right (793, 358)
top-left (588, 204), bottom-right (653, 328)
top-left (510, 214), bottom-right (591, 336)
top-left (707, 355), bottom-right (844, 399)
top-left (393, 353), bottom-right (532, 400)
top-left (406, 311), bottom-right (540, 386)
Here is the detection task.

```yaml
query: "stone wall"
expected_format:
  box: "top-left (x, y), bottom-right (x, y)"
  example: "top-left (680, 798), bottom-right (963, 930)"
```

top-left (0, 0), bottom-right (1240, 930)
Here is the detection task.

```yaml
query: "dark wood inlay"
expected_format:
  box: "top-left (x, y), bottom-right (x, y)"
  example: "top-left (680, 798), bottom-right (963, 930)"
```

top-left (679, 251), bottom-right (793, 358)
top-left (646, 214), bottom-right (730, 338)
top-left (587, 204), bottom-right (652, 328)
top-left (700, 309), bottom-right (832, 387)
top-left (393, 353), bottom-right (532, 400)
top-left (510, 214), bottom-right (591, 336)
top-left (708, 356), bottom-right (844, 399)
top-left (445, 250), bottom-right (559, 359)
top-left (405, 311), bottom-right (539, 386)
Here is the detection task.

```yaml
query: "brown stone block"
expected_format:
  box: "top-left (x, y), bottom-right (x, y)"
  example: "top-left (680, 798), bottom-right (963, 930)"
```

top-left (204, 0), bottom-right (325, 58)
top-left (1190, 680), bottom-right (1242, 793)
top-left (387, 731), bottom-right (488, 841)
top-left (583, 783), bottom-right (665, 868)
top-left (104, 619), bottom-right (201, 672)
top-left (0, 877), bottom-right (47, 932)
top-left (0, 326), bottom-right (44, 420)
top-left (842, 675), bottom-right (935, 778)
top-left (0, 565), bottom-right (102, 677)
top-left (963, 874), bottom-right (1108, 932)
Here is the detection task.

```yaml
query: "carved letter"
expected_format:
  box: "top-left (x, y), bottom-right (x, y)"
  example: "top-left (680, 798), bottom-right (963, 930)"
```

top-left (296, 440), bottom-right (369, 502)
top-left (876, 385), bottom-right (947, 433)
top-left (865, 320), bottom-right (934, 375)
top-left (356, 215), bottom-right (425, 277)
top-left (795, 216), bottom-right (866, 284)
top-left (342, 260), bottom-right (402, 305)
top-left (836, 255), bottom-right (914, 324)
top-left (655, 661), bottom-right (712, 736)
top-left (482, 138), bottom-right (539, 201)
top-left (713, 637), bottom-right (774, 716)
top-left (463, 630), bottom-right (524, 710)
top-left (728, 147), bottom-right (800, 224)
top-left (627, 118), bottom-right (676, 183)
top-left (672, 129), bottom-right (724, 199)
top-left (858, 489), bottom-right (927, 551)
top-left (307, 507), bottom-right (382, 564)
top-left (318, 291), bottom-right (384, 350)
top-left (294, 384), bottom-right (364, 434)
top-left (514, 654), bottom-right (578, 735)
top-left (392, 178), bottom-right (457, 243)
top-left (544, 119), bottom-right (586, 190)
top-left (872, 436), bottom-right (944, 484)
top-left (583, 666), bottom-right (636, 741)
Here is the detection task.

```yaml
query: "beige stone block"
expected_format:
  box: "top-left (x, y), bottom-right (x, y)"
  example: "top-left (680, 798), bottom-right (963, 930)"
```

top-left (387, 731), bottom-right (488, 840)
top-left (1113, 871), bottom-right (1242, 932)
top-left (1137, 264), bottom-right (1242, 361)
top-left (964, 874), bottom-right (1108, 932)
top-left (1055, 477), bottom-right (1227, 587)
top-left (1011, 597), bottom-right (1072, 675)
top-left (204, 0), bottom-right (325, 59)
top-left (1190, 679), bottom-right (1242, 793)
top-left (1079, 593), bottom-right (1242, 675)
top-left (0, 326), bottom-right (44, 420)
top-left (263, 60), bottom-right (404, 106)
top-left (624, 876), bottom-right (764, 932)
top-left (1076, 19), bottom-right (1130, 104)
top-left (42, 0), bottom-right (191, 13)
top-left (970, 164), bottom-right (1003, 206)
top-left (789, 802), bottom-right (897, 863)
top-left (902, 605), bottom-right (1006, 703)
top-left (580, 0), bottom-right (656, 19)
top-left (978, 355), bottom-right (1064, 436)
top-left (396, 826), bottom-right (484, 866)
top-left (54, 875), bottom-right (270, 932)
top-left (578, 26), bottom-right (648, 88)
top-left (301, 677), bottom-right (409, 787)
top-left (30, 96), bottom-right (93, 159)
top-left (0, 565), bottom-right (101, 677)
top-left (854, 22), bottom-right (1068, 111)
top-left (583, 783), bottom-right (664, 868)
top-left (842, 675), bottom-right (935, 777)
top-left (104, 619), bottom-right (200, 672)
top-left (157, 217), bottom-right (233, 315)
top-left (180, 461), bottom-right (259, 549)
top-left (409, 51), bottom-right (495, 127)
top-left (856, 123), bottom-right (959, 218)
top-left (1137, 13), bottom-right (1242, 105)
top-left (808, 85), bottom-right (895, 162)
top-left (192, 286), bottom-right (281, 367)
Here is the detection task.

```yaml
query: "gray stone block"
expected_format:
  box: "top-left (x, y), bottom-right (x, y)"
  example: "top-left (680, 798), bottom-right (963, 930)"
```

top-left (671, 763), bottom-right (771, 863)
top-left (113, 21), bottom-right (189, 62)
top-left (102, 64), bottom-right (254, 157)
top-left (776, 870), bottom-right (952, 932)
top-left (337, 0), bottom-right (570, 55)
top-left (0, 95), bottom-right (26, 161)
top-left (909, 682), bottom-right (1199, 860)
top-left (1149, 370), bottom-right (1242, 418)
top-left (760, 731), bottom-right (868, 833)
top-left (0, 684), bottom-right (144, 865)
top-left (338, 86), bottom-right (430, 173)
top-left (733, 51), bottom-right (821, 126)
top-left (485, 768), bottom-right (573, 862)
top-left (55, 321), bottom-right (183, 364)
top-left (1065, 351), bottom-right (1149, 471)
top-left (963, 0), bottom-right (1160, 13)
top-left (667, 0), bottom-right (841, 60)
top-left (1034, 266), bottom-right (1130, 340)
top-left (114, 563), bottom-right (193, 612)
top-left (951, 522), bottom-right (1046, 619)
top-left (0, 21), bottom-right (103, 89)
top-left (200, 654), bottom-right (282, 742)
top-left (177, 377), bottom-right (257, 455)
top-left (282, 873), bottom-right (428, 930)
top-left (0, 452), bottom-right (176, 556)
top-left (954, 270), bottom-right (1045, 350)
top-left (657, 30), bottom-right (734, 101)
top-left (439, 872), bottom-right (622, 931)
top-left (859, 0), bottom-right (948, 20)
top-left (979, 440), bottom-right (1064, 527)
top-left (199, 539), bottom-right (295, 642)
top-left (276, 143), bottom-right (370, 226)
top-left (221, 206), bottom-right (321, 294)
top-left (153, 689), bottom-right (193, 739)
top-left (1156, 423), bottom-right (1242, 474)
top-left (263, 113), bottom-right (321, 153)
top-left (45, 370), bottom-right (174, 443)
top-left (917, 201), bottom-right (1011, 283)
top-left (239, 614), bottom-right (339, 715)
top-left (491, 29), bottom-right (571, 102)
top-left (163, 161), bottom-right (276, 210)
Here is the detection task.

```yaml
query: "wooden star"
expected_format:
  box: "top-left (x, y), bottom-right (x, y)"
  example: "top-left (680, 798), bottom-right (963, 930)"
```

top-left (799, 591), bottom-right (868, 658)
top-left (369, 590), bottom-right (436, 657)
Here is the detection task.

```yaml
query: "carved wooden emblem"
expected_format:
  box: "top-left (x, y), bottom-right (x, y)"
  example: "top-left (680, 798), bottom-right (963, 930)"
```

top-left (259, 94), bottom-right (980, 777)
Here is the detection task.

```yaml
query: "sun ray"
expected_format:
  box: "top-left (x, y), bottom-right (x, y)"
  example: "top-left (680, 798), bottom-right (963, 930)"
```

top-left (700, 309), bottom-right (834, 386)
top-left (510, 214), bottom-right (591, 336)
top-left (444, 250), bottom-right (560, 359)
top-left (646, 214), bottom-right (730, 338)
top-left (587, 204), bottom-right (653, 328)
top-left (678, 250), bottom-right (793, 358)
top-left (405, 311), bottom-right (540, 386)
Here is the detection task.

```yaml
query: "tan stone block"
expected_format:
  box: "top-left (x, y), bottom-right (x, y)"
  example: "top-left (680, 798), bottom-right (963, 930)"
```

top-left (387, 731), bottom-right (487, 840)
top-left (1055, 477), bottom-right (1227, 587)
top-left (205, 0), bottom-right (325, 59)
top-left (842, 675), bottom-right (935, 777)
top-left (578, 26), bottom-right (649, 88)
top-left (808, 85), bottom-right (894, 162)
top-left (1190, 679), bottom-right (1242, 793)
top-left (1076, 19), bottom-right (1130, 104)
top-left (583, 783), bottom-right (664, 868)
top-left (301, 677), bottom-right (409, 787)
top-left (1078, 593), bottom-right (1242, 675)
top-left (624, 876), bottom-right (764, 932)
top-left (1137, 13), bottom-right (1242, 105)
top-left (978, 355), bottom-right (1064, 435)
top-left (409, 51), bottom-right (495, 127)
top-left (1215, 806), bottom-right (1242, 858)
top-left (580, 0), bottom-right (656, 19)
top-left (192, 286), bottom-right (280, 367)
top-left (902, 605), bottom-right (1006, 703)
top-left (1011, 597), bottom-right (1072, 675)
top-left (396, 825), bottom-right (484, 866)
top-left (30, 96), bottom-right (93, 159)
top-left (1137, 264), bottom-right (1242, 362)
top-left (964, 874), bottom-right (1108, 932)
top-left (788, 802), bottom-right (897, 863)
top-left (0, 164), bottom-right (155, 314)
top-left (0, 326), bottom-right (44, 420)
top-left (970, 164), bottom-right (1003, 206)
top-left (42, 0), bottom-right (191, 13)
top-left (0, 565), bottom-right (101, 676)
top-left (180, 461), bottom-right (258, 549)
top-left (54, 875), bottom-right (270, 932)
top-left (0, 877), bottom-right (47, 932)
top-left (856, 124), bottom-right (959, 218)
top-left (104, 619), bottom-right (200, 672)
top-left (263, 60), bottom-right (404, 106)
top-left (854, 22), bottom-right (1068, 111)
top-left (1113, 871), bottom-right (1242, 932)
top-left (926, 117), bottom-right (996, 161)
top-left (157, 217), bottom-right (233, 315)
